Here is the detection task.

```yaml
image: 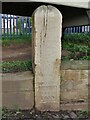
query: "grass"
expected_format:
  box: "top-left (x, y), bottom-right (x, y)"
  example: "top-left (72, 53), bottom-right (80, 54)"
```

top-left (62, 40), bottom-right (90, 60)
top-left (62, 42), bottom-right (89, 51)
top-left (1, 35), bottom-right (32, 47)
top-left (1, 33), bottom-right (90, 73)
top-left (1, 35), bottom-right (32, 73)
top-left (1, 60), bottom-right (32, 73)
top-left (63, 33), bottom-right (90, 45)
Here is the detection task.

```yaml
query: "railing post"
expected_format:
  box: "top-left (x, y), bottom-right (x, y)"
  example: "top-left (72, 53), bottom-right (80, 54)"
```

top-left (21, 16), bottom-right (24, 35)
top-left (6, 15), bottom-right (8, 36)
top-left (0, 14), bottom-right (2, 38)
top-left (10, 15), bottom-right (12, 37)
top-left (32, 5), bottom-right (62, 111)
top-left (16, 16), bottom-right (18, 36)
top-left (0, 2), bottom-right (2, 119)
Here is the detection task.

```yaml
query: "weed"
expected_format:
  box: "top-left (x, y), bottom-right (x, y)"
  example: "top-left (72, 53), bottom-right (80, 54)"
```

top-left (1, 35), bottom-right (32, 47)
top-left (1, 60), bottom-right (32, 73)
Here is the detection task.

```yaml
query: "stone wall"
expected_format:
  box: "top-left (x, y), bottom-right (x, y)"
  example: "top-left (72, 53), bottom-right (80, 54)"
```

top-left (2, 71), bottom-right (34, 109)
top-left (61, 60), bottom-right (89, 103)
top-left (2, 61), bottom-right (89, 109)
top-left (61, 70), bottom-right (88, 103)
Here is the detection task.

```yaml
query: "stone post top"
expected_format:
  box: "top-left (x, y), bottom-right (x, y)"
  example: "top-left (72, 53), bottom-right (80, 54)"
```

top-left (1, 0), bottom-right (90, 9)
top-left (33, 5), bottom-right (62, 17)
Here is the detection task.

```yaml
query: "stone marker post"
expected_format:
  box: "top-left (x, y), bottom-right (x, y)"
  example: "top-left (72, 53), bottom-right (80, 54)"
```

top-left (32, 5), bottom-right (62, 111)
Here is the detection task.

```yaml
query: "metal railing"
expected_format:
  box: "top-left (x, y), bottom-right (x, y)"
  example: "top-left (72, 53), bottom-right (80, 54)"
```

top-left (0, 14), bottom-right (90, 38)
top-left (1, 14), bottom-right (32, 37)
top-left (65, 26), bottom-right (90, 34)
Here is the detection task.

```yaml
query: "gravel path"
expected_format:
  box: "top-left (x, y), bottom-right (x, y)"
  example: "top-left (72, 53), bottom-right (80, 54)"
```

top-left (2, 109), bottom-right (90, 120)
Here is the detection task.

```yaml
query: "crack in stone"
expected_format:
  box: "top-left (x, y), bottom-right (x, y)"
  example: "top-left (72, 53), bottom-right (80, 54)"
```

top-left (44, 6), bottom-right (48, 38)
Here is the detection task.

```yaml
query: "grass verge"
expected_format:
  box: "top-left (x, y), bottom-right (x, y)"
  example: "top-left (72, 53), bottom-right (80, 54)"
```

top-left (0, 60), bottom-right (32, 73)
top-left (1, 35), bottom-right (32, 47)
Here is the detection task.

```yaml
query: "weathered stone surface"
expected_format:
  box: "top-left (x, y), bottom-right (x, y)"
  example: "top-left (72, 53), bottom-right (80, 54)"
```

top-left (2, 71), bottom-right (33, 92)
top-left (2, 68), bottom-right (89, 110)
top-left (69, 112), bottom-right (78, 118)
top-left (2, 71), bottom-right (34, 109)
top-left (61, 70), bottom-right (89, 103)
top-left (60, 102), bottom-right (88, 111)
top-left (32, 5), bottom-right (62, 111)
top-left (61, 60), bottom-right (89, 70)
top-left (2, 91), bottom-right (34, 109)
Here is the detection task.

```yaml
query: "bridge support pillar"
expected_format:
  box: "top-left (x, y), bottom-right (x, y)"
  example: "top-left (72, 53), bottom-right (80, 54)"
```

top-left (32, 5), bottom-right (62, 111)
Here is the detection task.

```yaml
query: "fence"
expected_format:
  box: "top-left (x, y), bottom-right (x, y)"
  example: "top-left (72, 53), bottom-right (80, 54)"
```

top-left (1, 14), bottom-right (32, 37)
top-left (65, 26), bottom-right (90, 34)
top-left (0, 14), bottom-right (90, 38)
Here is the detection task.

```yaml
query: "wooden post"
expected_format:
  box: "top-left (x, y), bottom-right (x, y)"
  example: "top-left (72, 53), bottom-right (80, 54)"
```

top-left (32, 5), bottom-right (62, 111)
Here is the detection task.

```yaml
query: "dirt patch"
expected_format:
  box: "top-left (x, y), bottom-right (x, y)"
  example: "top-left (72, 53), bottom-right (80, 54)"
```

top-left (62, 50), bottom-right (70, 57)
top-left (2, 44), bottom-right (32, 62)
top-left (2, 44), bottom-right (69, 62)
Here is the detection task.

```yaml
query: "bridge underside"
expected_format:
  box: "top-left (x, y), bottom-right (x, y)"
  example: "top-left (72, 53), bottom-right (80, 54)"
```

top-left (1, 2), bottom-right (90, 27)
